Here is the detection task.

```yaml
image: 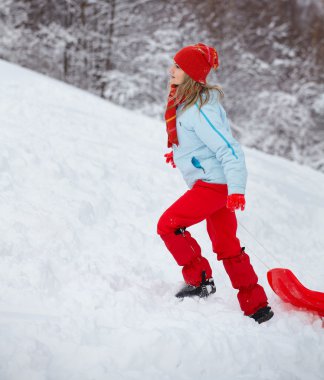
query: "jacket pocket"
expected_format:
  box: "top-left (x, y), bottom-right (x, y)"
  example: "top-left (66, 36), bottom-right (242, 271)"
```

top-left (191, 156), bottom-right (205, 173)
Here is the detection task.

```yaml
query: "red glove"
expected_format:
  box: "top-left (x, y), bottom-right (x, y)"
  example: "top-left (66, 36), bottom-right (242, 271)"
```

top-left (226, 194), bottom-right (246, 212)
top-left (164, 151), bottom-right (176, 168)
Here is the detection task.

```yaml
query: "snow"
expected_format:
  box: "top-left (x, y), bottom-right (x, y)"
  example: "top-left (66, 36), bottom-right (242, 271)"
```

top-left (0, 58), bottom-right (324, 380)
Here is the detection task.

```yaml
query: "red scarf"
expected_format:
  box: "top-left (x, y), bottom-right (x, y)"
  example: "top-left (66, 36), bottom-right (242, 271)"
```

top-left (164, 85), bottom-right (185, 148)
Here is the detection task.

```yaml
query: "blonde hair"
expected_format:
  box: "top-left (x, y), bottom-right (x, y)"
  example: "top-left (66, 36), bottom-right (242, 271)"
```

top-left (167, 73), bottom-right (224, 113)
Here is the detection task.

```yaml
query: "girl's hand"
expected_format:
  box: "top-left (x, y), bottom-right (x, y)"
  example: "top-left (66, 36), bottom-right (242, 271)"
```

top-left (164, 151), bottom-right (176, 168)
top-left (226, 194), bottom-right (245, 212)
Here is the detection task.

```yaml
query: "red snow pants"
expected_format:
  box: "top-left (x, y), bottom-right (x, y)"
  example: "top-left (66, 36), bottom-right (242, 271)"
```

top-left (157, 180), bottom-right (268, 315)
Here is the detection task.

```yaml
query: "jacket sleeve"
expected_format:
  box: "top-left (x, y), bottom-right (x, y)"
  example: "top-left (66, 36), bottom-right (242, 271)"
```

top-left (192, 101), bottom-right (247, 195)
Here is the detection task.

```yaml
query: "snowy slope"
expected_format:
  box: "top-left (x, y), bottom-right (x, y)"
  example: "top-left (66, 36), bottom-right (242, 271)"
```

top-left (0, 59), bottom-right (324, 380)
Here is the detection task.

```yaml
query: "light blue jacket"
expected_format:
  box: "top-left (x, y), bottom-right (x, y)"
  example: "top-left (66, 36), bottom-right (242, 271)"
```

top-left (172, 90), bottom-right (247, 195)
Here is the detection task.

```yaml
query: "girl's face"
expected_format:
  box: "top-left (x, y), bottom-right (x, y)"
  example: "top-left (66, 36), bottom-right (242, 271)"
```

top-left (169, 62), bottom-right (186, 85)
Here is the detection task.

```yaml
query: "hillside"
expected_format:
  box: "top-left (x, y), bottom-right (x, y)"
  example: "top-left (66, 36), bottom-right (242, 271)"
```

top-left (0, 59), bottom-right (324, 380)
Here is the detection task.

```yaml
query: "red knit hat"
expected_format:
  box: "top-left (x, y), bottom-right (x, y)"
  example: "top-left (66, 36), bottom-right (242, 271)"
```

top-left (174, 43), bottom-right (219, 84)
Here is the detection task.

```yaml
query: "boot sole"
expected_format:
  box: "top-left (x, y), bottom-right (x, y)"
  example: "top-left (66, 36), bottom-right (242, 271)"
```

top-left (256, 310), bottom-right (274, 324)
top-left (175, 287), bottom-right (216, 299)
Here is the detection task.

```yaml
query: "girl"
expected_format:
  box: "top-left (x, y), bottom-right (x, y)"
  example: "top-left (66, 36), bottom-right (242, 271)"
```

top-left (157, 43), bottom-right (274, 324)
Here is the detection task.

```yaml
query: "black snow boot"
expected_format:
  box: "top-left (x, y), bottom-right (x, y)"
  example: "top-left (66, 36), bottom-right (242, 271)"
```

top-left (175, 271), bottom-right (216, 299)
top-left (249, 306), bottom-right (274, 324)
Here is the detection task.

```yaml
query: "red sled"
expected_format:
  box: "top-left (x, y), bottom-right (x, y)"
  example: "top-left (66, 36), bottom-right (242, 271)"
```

top-left (267, 268), bottom-right (324, 317)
